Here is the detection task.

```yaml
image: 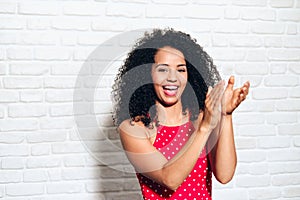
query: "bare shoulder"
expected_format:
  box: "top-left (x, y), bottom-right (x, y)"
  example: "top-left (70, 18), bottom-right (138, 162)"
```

top-left (118, 119), bottom-right (154, 140)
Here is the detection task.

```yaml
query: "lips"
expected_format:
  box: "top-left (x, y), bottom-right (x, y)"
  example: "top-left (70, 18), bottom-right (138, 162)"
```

top-left (162, 85), bottom-right (179, 96)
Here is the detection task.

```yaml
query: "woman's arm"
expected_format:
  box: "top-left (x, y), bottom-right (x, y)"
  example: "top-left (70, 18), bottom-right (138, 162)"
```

top-left (119, 81), bottom-right (225, 191)
top-left (209, 76), bottom-right (250, 183)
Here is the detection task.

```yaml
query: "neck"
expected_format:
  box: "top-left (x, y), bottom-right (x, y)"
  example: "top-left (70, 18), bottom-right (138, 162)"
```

top-left (155, 101), bottom-right (188, 126)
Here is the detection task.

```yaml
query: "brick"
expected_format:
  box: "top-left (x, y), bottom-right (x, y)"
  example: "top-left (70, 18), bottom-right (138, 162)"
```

top-left (93, 102), bottom-right (113, 114)
top-left (267, 149), bottom-right (300, 161)
top-left (86, 180), bottom-right (124, 192)
top-left (46, 90), bottom-right (79, 102)
top-left (51, 63), bottom-right (86, 75)
top-left (0, 90), bottom-right (19, 103)
top-left (258, 136), bottom-right (291, 148)
top-left (52, 142), bottom-right (86, 154)
top-left (4, 77), bottom-right (42, 89)
top-left (246, 50), bottom-right (267, 61)
top-left (18, 2), bottom-right (60, 15)
top-left (0, 132), bottom-right (24, 144)
top-left (236, 175), bottom-right (270, 187)
top-left (224, 7), bottom-right (240, 19)
top-left (31, 144), bottom-right (51, 156)
top-left (235, 63), bottom-right (268, 75)
top-left (230, 35), bottom-right (263, 47)
top-left (185, 5), bottom-right (223, 19)
top-left (214, 21), bottom-right (248, 34)
top-left (0, 17), bottom-right (25, 30)
top-left (77, 33), bottom-right (111, 46)
top-left (92, 20), bottom-right (127, 32)
top-left (252, 22), bottom-right (285, 34)
top-left (278, 10), bottom-right (300, 22)
top-left (234, 113), bottom-right (264, 125)
top-left (270, 63), bottom-right (287, 74)
top-left (209, 48), bottom-right (245, 61)
top-left (237, 162), bottom-right (268, 175)
top-left (40, 117), bottom-right (74, 129)
top-left (10, 63), bottom-right (49, 75)
top-left (213, 188), bottom-right (248, 200)
top-left (0, 32), bottom-right (17, 44)
top-left (63, 155), bottom-right (85, 167)
top-left (290, 87), bottom-right (300, 98)
top-left (273, 174), bottom-right (300, 186)
top-left (20, 32), bottom-right (56, 45)
top-left (283, 36), bottom-right (300, 48)
top-left (269, 162), bottom-right (300, 174)
top-left (23, 170), bottom-right (47, 182)
top-left (44, 77), bottom-right (77, 89)
top-left (52, 18), bottom-right (90, 31)
top-left (106, 4), bottom-right (144, 18)
top-left (283, 186), bottom-right (300, 198)
top-left (26, 156), bottom-right (61, 168)
top-left (237, 124), bottom-right (276, 136)
top-left (0, 119), bottom-right (38, 131)
top-left (0, 144), bottom-right (28, 156)
top-left (1, 157), bottom-right (24, 169)
top-left (241, 8), bottom-right (276, 21)
top-left (289, 63), bottom-right (300, 74)
top-left (237, 150), bottom-right (266, 162)
top-left (265, 112), bottom-right (297, 124)
top-left (70, 127), bottom-right (107, 141)
top-left (152, 0), bottom-right (188, 4)
top-left (276, 100), bottom-right (300, 111)
top-left (20, 90), bottom-right (43, 102)
top-left (7, 48), bottom-right (33, 60)
top-left (0, 2), bottom-right (16, 13)
top-left (212, 34), bottom-right (229, 47)
top-left (146, 5), bottom-right (182, 18)
top-left (264, 36), bottom-right (282, 47)
top-left (0, 171), bottom-right (22, 183)
top-left (235, 137), bottom-right (256, 149)
top-left (241, 75), bottom-right (263, 87)
top-left (294, 137), bottom-right (300, 147)
top-left (47, 182), bottom-right (82, 194)
top-left (287, 24), bottom-right (298, 35)
top-left (264, 75), bottom-right (298, 87)
top-left (6, 183), bottom-right (44, 196)
top-left (27, 130), bottom-right (67, 143)
top-left (63, 3), bottom-right (104, 16)
top-left (34, 47), bottom-right (71, 61)
top-left (270, 0), bottom-right (294, 8)
top-left (27, 18), bottom-right (51, 30)
top-left (47, 168), bottom-right (61, 181)
top-left (278, 124), bottom-right (300, 135)
top-left (268, 49), bottom-right (300, 61)
top-left (252, 88), bottom-right (288, 100)
top-left (249, 188), bottom-right (281, 200)
top-left (61, 34), bottom-right (77, 46)
top-left (62, 168), bottom-right (101, 180)
top-left (232, 0), bottom-right (267, 7)
top-left (8, 104), bottom-right (46, 117)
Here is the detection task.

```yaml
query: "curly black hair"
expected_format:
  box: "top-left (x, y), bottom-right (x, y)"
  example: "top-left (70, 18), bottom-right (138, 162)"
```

top-left (112, 28), bottom-right (221, 127)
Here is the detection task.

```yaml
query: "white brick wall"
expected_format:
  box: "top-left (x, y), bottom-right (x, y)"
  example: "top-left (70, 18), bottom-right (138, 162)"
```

top-left (0, 0), bottom-right (299, 199)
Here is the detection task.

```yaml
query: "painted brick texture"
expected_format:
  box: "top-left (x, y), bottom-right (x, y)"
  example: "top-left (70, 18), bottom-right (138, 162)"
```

top-left (0, 0), bottom-right (299, 199)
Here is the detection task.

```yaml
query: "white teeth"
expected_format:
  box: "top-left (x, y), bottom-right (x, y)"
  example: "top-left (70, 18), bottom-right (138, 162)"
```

top-left (163, 86), bottom-right (178, 90)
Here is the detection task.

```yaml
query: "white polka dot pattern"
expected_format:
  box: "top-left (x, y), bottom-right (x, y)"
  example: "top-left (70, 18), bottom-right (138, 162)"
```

top-left (136, 121), bottom-right (212, 200)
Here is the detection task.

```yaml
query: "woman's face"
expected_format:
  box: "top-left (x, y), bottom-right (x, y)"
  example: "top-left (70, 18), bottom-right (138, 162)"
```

top-left (152, 46), bottom-right (188, 107)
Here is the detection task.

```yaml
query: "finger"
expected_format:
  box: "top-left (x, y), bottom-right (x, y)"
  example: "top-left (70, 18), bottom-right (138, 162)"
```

top-left (226, 76), bottom-right (235, 91)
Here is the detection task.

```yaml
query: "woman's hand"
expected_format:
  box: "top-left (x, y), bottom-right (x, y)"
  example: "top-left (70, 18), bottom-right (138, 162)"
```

top-left (222, 76), bottom-right (250, 115)
top-left (198, 80), bottom-right (225, 134)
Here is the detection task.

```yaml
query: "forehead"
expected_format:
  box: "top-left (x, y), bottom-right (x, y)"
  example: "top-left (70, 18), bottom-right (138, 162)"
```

top-left (154, 46), bottom-right (185, 62)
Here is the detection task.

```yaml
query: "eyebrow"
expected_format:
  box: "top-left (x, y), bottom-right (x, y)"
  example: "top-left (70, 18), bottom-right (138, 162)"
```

top-left (155, 63), bottom-right (187, 68)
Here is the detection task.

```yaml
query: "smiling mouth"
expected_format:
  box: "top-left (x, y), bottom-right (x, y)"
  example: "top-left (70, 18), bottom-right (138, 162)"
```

top-left (162, 85), bottom-right (179, 96)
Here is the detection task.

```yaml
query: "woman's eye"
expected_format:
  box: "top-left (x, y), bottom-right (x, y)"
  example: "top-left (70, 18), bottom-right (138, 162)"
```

top-left (178, 69), bottom-right (186, 72)
top-left (158, 68), bottom-right (168, 72)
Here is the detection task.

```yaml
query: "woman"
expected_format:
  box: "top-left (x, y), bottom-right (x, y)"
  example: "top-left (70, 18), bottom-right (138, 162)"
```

top-left (112, 28), bottom-right (250, 200)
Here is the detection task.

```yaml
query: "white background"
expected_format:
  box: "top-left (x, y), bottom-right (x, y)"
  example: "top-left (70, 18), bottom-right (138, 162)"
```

top-left (0, 0), bottom-right (300, 199)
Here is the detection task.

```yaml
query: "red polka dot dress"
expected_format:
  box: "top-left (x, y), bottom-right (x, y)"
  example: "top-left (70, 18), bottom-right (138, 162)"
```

top-left (136, 121), bottom-right (212, 200)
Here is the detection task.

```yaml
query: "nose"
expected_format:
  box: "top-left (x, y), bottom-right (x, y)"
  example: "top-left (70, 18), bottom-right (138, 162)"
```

top-left (167, 69), bottom-right (177, 83)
